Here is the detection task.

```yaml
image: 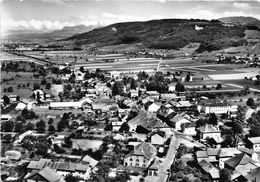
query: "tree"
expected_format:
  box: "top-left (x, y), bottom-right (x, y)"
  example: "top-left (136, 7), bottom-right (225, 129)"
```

top-left (112, 82), bottom-right (120, 96)
top-left (48, 125), bottom-right (55, 133)
top-left (175, 82), bottom-right (185, 92)
top-left (21, 108), bottom-right (36, 119)
top-left (104, 123), bottom-right (113, 131)
top-left (119, 122), bottom-right (130, 133)
top-left (48, 118), bottom-right (54, 125)
top-left (65, 174), bottom-right (80, 182)
top-left (41, 79), bottom-right (47, 85)
top-left (79, 66), bottom-right (85, 73)
top-left (7, 87), bottom-right (13, 92)
top-left (216, 83), bottom-right (222, 90)
top-left (246, 98), bottom-right (256, 108)
top-left (2, 95), bottom-right (10, 105)
top-left (36, 143), bottom-right (49, 156)
top-left (222, 135), bottom-right (234, 147)
top-left (233, 122), bottom-right (243, 134)
top-left (185, 74), bottom-right (191, 82)
top-left (219, 168), bottom-right (231, 182)
top-left (248, 110), bottom-right (260, 137)
top-left (130, 78), bottom-right (137, 90)
top-left (68, 72), bottom-right (76, 83)
top-left (64, 136), bottom-right (72, 147)
top-left (26, 122), bottom-right (35, 131)
top-left (196, 118), bottom-right (206, 128)
top-left (14, 122), bottom-right (25, 133)
top-left (36, 120), bottom-right (46, 133)
top-left (45, 83), bottom-right (51, 89)
top-left (33, 83), bottom-right (40, 90)
top-left (208, 113), bottom-right (218, 125)
top-left (1, 121), bottom-right (14, 132)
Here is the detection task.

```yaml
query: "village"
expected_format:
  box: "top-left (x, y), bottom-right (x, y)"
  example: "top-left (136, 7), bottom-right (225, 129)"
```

top-left (1, 47), bottom-right (260, 182)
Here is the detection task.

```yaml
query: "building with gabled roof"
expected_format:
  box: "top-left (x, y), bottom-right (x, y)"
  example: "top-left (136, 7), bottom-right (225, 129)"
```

top-left (148, 130), bottom-right (166, 146)
top-left (124, 142), bottom-right (156, 168)
top-left (25, 166), bottom-right (65, 182)
top-left (248, 137), bottom-right (260, 152)
top-left (225, 153), bottom-right (256, 171)
top-left (198, 160), bottom-right (219, 181)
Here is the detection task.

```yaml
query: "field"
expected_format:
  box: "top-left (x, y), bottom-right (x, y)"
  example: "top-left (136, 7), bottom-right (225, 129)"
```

top-left (1, 71), bottom-right (52, 99)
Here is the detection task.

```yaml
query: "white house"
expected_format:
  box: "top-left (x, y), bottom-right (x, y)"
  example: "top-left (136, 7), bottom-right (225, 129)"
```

top-left (148, 130), bottom-right (166, 146)
top-left (198, 124), bottom-right (222, 143)
top-left (248, 137), bottom-right (260, 152)
top-left (197, 100), bottom-right (237, 115)
top-left (148, 103), bottom-right (161, 113)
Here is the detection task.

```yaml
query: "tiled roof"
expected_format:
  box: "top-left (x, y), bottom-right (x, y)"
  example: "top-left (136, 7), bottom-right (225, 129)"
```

top-left (246, 167), bottom-right (260, 181)
top-left (198, 160), bottom-right (219, 179)
top-left (126, 142), bottom-right (156, 160)
top-left (25, 166), bottom-right (65, 182)
top-left (248, 137), bottom-right (260, 144)
top-left (218, 148), bottom-right (241, 158)
top-left (225, 153), bottom-right (254, 169)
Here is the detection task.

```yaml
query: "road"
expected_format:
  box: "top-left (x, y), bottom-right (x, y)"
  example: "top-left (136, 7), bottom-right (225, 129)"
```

top-left (157, 133), bottom-right (180, 182)
top-left (226, 83), bottom-right (260, 93)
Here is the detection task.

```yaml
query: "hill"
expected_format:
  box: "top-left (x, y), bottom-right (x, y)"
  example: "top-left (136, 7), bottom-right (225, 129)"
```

top-left (4, 25), bottom-right (99, 42)
top-left (218, 16), bottom-right (260, 28)
top-left (65, 19), bottom-right (247, 52)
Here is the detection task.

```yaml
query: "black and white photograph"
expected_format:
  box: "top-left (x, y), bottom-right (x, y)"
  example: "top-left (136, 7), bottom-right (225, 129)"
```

top-left (1, 0), bottom-right (260, 181)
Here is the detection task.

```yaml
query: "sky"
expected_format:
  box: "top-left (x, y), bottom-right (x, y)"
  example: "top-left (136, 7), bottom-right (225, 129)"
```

top-left (1, 0), bottom-right (260, 33)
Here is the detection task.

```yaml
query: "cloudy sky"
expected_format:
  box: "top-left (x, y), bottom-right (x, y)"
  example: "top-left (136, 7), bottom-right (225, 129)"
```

top-left (1, 0), bottom-right (260, 32)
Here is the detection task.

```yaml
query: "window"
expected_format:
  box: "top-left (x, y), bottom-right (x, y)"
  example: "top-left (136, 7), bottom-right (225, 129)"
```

top-left (125, 163), bottom-right (128, 166)
top-left (154, 171), bottom-right (158, 176)
top-left (136, 163), bottom-right (139, 167)
top-left (130, 158), bottom-right (133, 161)
top-left (143, 164), bottom-right (146, 167)
top-left (130, 163), bottom-right (132, 166)
top-left (136, 159), bottom-right (139, 162)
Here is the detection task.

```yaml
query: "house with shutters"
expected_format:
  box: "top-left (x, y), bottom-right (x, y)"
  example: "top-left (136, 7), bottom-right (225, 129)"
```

top-left (124, 142), bottom-right (156, 168)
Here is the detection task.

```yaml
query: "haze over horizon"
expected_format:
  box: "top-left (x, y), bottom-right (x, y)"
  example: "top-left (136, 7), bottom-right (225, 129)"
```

top-left (1, 0), bottom-right (260, 33)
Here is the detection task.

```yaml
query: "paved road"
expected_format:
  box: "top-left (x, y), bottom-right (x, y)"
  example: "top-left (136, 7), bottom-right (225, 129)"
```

top-left (226, 83), bottom-right (260, 93)
top-left (157, 134), bottom-right (180, 182)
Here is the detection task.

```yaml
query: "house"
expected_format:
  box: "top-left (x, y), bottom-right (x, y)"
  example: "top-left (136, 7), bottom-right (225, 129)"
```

top-left (169, 113), bottom-right (191, 131)
top-left (148, 130), bottom-right (166, 146)
top-left (27, 159), bottom-right (90, 180)
top-left (247, 137), bottom-right (260, 152)
top-left (5, 150), bottom-right (21, 161)
top-left (130, 89), bottom-right (139, 98)
top-left (128, 112), bottom-right (169, 133)
top-left (8, 95), bottom-right (19, 102)
top-left (225, 153), bottom-right (258, 181)
top-left (182, 122), bottom-right (196, 136)
top-left (110, 117), bottom-right (123, 131)
top-left (225, 153), bottom-right (257, 171)
top-left (160, 93), bottom-right (178, 101)
top-left (246, 167), bottom-right (260, 182)
top-left (197, 99), bottom-right (237, 115)
top-left (157, 106), bottom-right (175, 121)
top-left (33, 89), bottom-right (45, 101)
top-left (148, 102), bottom-right (161, 113)
top-left (15, 101), bottom-right (27, 110)
top-left (146, 91), bottom-right (160, 99)
top-left (25, 166), bottom-right (65, 182)
top-left (196, 148), bottom-right (219, 166)
top-left (124, 142), bottom-right (156, 168)
top-left (1, 114), bottom-right (12, 122)
top-left (198, 124), bottom-right (222, 144)
top-left (198, 160), bottom-right (219, 182)
top-left (238, 147), bottom-right (259, 161)
top-left (49, 97), bottom-right (92, 110)
top-left (217, 148), bottom-right (241, 169)
top-left (82, 155), bottom-right (99, 168)
top-left (148, 159), bottom-right (161, 176)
